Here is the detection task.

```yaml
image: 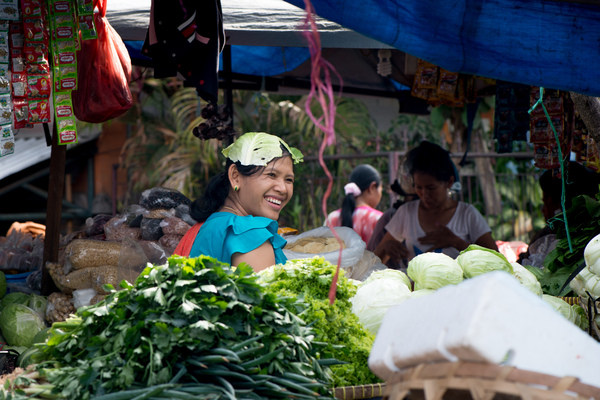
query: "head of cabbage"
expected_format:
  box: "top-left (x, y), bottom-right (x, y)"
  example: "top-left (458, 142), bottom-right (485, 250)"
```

top-left (350, 274), bottom-right (412, 335)
top-left (510, 262), bottom-right (543, 296)
top-left (361, 268), bottom-right (411, 290)
top-left (407, 253), bottom-right (463, 290)
top-left (0, 303), bottom-right (47, 347)
top-left (542, 295), bottom-right (589, 331)
top-left (457, 245), bottom-right (513, 278)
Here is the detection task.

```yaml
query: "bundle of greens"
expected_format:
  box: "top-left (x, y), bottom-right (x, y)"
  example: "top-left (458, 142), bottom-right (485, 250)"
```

top-left (257, 257), bottom-right (379, 388)
top-left (2, 255), bottom-right (335, 400)
top-left (536, 195), bottom-right (600, 296)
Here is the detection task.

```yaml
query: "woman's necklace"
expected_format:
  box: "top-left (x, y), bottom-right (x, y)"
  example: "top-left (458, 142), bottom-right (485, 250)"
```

top-left (221, 206), bottom-right (238, 214)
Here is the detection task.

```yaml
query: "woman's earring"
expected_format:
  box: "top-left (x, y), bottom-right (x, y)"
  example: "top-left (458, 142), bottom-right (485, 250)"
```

top-left (234, 186), bottom-right (239, 192)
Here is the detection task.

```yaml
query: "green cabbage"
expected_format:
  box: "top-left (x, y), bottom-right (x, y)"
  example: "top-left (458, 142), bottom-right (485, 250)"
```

top-left (411, 289), bottom-right (436, 299)
top-left (0, 292), bottom-right (30, 312)
top-left (0, 303), bottom-right (47, 347)
top-left (221, 132), bottom-right (303, 166)
top-left (584, 233), bottom-right (600, 275)
top-left (351, 275), bottom-right (412, 334)
top-left (511, 262), bottom-right (543, 296)
top-left (542, 295), bottom-right (589, 331)
top-left (457, 244), bottom-right (513, 278)
top-left (407, 252), bottom-right (464, 290)
top-left (361, 268), bottom-right (411, 290)
top-left (28, 294), bottom-right (48, 320)
top-left (584, 274), bottom-right (600, 298)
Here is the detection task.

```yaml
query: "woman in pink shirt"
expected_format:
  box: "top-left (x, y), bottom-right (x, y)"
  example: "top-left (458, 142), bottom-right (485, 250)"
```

top-left (326, 164), bottom-right (383, 243)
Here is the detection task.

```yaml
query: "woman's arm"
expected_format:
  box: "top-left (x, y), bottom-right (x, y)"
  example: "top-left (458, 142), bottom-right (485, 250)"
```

top-left (374, 232), bottom-right (409, 264)
top-left (231, 241), bottom-right (275, 272)
top-left (474, 232), bottom-right (499, 251)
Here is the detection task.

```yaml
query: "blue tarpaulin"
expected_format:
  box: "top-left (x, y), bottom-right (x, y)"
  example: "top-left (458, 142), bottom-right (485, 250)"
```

top-left (284, 0), bottom-right (600, 96)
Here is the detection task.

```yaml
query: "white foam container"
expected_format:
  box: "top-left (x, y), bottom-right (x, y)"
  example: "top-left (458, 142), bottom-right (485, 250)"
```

top-left (369, 271), bottom-right (600, 388)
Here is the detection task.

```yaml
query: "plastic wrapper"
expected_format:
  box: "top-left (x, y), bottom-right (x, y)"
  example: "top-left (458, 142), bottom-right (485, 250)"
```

top-left (63, 268), bottom-right (93, 290)
top-left (64, 239), bottom-right (122, 271)
top-left (46, 292), bottom-right (76, 324)
top-left (139, 187), bottom-right (191, 210)
top-left (140, 218), bottom-right (163, 241)
top-left (104, 216), bottom-right (142, 241)
top-left (117, 238), bottom-right (154, 287)
top-left (85, 214), bottom-right (113, 236)
top-left (175, 204), bottom-right (196, 226)
top-left (283, 226), bottom-right (366, 268)
top-left (160, 217), bottom-right (191, 236)
top-left (72, 288), bottom-right (98, 309)
top-left (345, 250), bottom-right (388, 282)
top-left (90, 294), bottom-right (106, 305)
top-left (144, 208), bottom-right (176, 219)
top-left (159, 234), bottom-right (183, 250)
top-left (46, 262), bottom-right (73, 294)
top-left (91, 266), bottom-right (118, 294)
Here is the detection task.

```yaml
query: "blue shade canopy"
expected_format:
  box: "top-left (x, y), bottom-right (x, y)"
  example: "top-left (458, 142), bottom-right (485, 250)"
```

top-left (283, 0), bottom-right (600, 97)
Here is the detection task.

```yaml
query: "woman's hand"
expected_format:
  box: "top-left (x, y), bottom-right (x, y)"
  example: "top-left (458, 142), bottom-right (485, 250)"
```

top-left (418, 223), bottom-right (468, 252)
top-left (374, 232), bottom-right (409, 263)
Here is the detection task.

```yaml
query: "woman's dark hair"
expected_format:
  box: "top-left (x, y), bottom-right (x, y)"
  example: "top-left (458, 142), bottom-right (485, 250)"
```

top-left (341, 164), bottom-right (382, 228)
top-left (408, 141), bottom-right (455, 183)
top-left (190, 145), bottom-right (291, 222)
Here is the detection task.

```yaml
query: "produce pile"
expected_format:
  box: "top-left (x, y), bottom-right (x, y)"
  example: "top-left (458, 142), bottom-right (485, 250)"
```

top-left (350, 245), bottom-right (589, 335)
top-left (1, 256), bottom-right (335, 400)
top-left (256, 257), bottom-right (378, 387)
top-left (536, 194), bottom-right (600, 296)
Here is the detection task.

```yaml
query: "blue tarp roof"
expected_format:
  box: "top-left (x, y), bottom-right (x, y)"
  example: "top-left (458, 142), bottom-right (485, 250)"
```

top-left (284, 0), bottom-right (600, 96)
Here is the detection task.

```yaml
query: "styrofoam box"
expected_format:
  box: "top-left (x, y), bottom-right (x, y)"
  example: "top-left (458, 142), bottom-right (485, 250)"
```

top-left (369, 271), bottom-right (600, 388)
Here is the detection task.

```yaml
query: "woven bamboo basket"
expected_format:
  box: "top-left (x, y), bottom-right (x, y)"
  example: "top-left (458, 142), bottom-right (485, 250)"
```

top-left (334, 383), bottom-right (386, 400)
top-left (383, 361), bottom-right (600, 400)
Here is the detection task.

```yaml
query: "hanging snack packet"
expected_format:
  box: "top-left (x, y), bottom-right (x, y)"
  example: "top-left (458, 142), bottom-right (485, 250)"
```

top-left (27, 73), bottom-right (51, 97)
top-left (0, 93), bottom-right (12, 125)
top-left (11, 71), bottom-right (26, 97)
top-left (21, 0), bottom-right (43, 17)
top-left (54, 91), bottom-right (77, 144)
top-left (0, 63), bottom-right (9, 94)
top-left (12, 97), bottom-right (28, 128)
top-left (0, 123), bottom-right (14, 156)
top-left (0, 2), bottom-right (20, 21)
top-left (28, 97), bottom-right (50, 123)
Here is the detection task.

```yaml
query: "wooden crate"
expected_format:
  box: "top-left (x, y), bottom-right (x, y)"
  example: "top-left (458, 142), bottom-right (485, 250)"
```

top-left (334, 383), bottom-right (386, 400)
top-left (383, 361), bottom-right (600, 400)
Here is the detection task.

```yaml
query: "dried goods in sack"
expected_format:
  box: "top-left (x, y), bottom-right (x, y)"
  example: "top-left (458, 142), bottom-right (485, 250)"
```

top-left (139, 187), bottom-right (191, 210)
top-left (46, 292), bottom-right (76, 323)
top-left (64, 239), bottom-right (122, 271)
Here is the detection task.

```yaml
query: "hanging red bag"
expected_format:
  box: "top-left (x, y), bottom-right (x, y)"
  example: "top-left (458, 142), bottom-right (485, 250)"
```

top-left (72, 0), bottom-right (133, 123)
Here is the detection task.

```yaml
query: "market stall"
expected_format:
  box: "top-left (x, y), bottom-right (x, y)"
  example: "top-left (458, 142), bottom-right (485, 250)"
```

top-left (1, 0), bottom-right (600, 398)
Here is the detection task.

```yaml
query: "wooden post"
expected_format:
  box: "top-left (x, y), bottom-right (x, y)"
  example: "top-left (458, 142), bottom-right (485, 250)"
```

top-left (41, 123), bottom-right (63, 295)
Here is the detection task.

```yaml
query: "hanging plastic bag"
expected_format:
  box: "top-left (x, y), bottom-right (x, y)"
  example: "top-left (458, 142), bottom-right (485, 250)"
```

top-left (72, 0), bottom-right (133, 123)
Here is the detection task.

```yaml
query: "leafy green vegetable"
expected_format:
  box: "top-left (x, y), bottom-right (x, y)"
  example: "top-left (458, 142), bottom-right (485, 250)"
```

top-left (257, 257), bottom-right (379, 387)
top-left (24, 255), bottom-right (333, 400)
top-left (457, 245), bottom-right (513, 278)
top-left (351, 270), bottom-right (412, 335)
top-left (0, 292), bottom-right (30, 312)
top-left (408, 252), bottom-right (464, 290)
top-left (0, 303), bottom-right (46, 348)
top-left (222, 131), bottom-right (303, 166)
top-left (542, 295), bottom-right (589, 331)
top-left (511, 262), bottom-right (543, 296)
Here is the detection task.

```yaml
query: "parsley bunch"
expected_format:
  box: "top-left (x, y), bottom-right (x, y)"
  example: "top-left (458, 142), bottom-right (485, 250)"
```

top-left (257, 257), bottom-right (381, 387)
top-left (12, 255), bottom-right (334, 400)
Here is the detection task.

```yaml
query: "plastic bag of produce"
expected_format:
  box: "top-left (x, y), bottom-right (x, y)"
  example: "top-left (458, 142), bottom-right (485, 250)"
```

top-left (160, 217), bottom-right (191, 236)
top-left (104, 215), bottom-right (142, 241)
top-left (0, 303), bottom-right (46, 347)
top-left (72, 288), bottom-right (98, 309)
top-left (140, 217), bottom-right (163, 241)
top-left (84, 214), bottom-right (113, 237)
top-left (28, 294), bottom-right (47, 320)
top-left (91, 266), bottom-right (118, 294)
top-left (64, 239), bottom-right (122, 271)
top-left (284, 226), bottom-right (366, 268)
top-left (139, 187), bottom-right (191, 211)
top-left (46, 292), bottom-right (76, 324)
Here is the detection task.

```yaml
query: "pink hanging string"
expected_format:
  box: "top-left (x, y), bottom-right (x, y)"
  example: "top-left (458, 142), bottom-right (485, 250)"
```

top-left (300, 0), bottom-right (344, 305)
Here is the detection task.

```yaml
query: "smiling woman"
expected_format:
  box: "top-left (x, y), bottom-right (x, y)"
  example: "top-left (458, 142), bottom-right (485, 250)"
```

top-left (174, 132), bottom-right (303, 272)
